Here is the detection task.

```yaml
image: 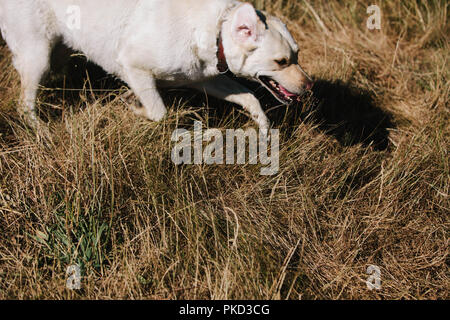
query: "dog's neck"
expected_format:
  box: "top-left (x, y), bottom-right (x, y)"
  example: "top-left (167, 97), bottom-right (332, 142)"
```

top-left (216, 3), bottom-right (240, 74)
top-left (216, 32), bottom-right (229, 74)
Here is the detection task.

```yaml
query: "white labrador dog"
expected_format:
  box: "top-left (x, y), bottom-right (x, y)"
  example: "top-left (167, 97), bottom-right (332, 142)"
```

top-left (0, 0), bottom-right (313, 130)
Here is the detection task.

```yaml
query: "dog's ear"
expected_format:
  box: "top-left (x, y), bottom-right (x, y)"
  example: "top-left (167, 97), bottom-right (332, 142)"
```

top-left (231, 3), bottom-right (260, 46)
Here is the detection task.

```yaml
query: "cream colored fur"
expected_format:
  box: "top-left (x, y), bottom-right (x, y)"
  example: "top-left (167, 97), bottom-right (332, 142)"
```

top-left (0, 0), bottom-right (312, 130)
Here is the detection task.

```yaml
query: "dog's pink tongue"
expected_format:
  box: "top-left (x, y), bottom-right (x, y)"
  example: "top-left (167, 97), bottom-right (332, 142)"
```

top-left (279, 85), bottom-right (298, 98)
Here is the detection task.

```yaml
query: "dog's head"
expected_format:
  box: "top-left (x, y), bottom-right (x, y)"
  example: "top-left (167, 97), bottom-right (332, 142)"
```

top-left (223, 3), bottom-right (313, 104)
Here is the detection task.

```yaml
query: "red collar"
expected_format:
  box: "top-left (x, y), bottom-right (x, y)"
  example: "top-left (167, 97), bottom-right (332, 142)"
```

top-left (217, 32), bottom-right (229, 74)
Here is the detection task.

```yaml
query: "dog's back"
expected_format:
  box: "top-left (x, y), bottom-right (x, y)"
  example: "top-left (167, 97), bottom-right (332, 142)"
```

top-left (0, 0), bottom-right (234, 76)
top-left (1, 0), bottom-right (136, 75)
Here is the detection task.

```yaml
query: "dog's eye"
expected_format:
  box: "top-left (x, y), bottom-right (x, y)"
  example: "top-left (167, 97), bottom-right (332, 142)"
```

top-left (275, 58), bottom-right (289, 67)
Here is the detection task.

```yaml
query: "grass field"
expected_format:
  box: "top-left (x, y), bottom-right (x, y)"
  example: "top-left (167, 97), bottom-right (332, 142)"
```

top-left (0, 0), bottom-right (448, 299)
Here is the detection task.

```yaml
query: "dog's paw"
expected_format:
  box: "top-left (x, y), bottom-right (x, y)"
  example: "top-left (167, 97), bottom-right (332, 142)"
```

top-left (18, 112), bottom-right (54, 144)
top-left (120, 90), bottom-right (140, 107)
top-left (258, 118), bottom-right (271, 132)
top-left (120, 90), bottom-right (145, 116)
top-left (148, 108), bottom-right (168, 122)
top-left (120, 90), bottom-right (167, 122)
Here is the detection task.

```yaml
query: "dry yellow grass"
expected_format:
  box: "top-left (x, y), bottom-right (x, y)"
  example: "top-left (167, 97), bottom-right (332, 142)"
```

top-left (0, 0), bottom-right (448, 299)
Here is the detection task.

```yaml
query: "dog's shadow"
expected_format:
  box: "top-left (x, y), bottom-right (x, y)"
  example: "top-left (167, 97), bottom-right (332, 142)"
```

top-left (209, 77), bottom-right (394, 151)
top-left (271, 79), bottom-right (393, 151)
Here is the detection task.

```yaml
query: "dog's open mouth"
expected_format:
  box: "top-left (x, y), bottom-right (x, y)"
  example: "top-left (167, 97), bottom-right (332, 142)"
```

top-left (258, 76), bottom-right (301, 104)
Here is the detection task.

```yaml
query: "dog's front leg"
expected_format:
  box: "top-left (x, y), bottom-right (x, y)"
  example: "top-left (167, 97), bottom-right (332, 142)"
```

top-left (192, 76), bottom-right (270, 131)
top-left (119, 65), bottom-right (167, 122)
